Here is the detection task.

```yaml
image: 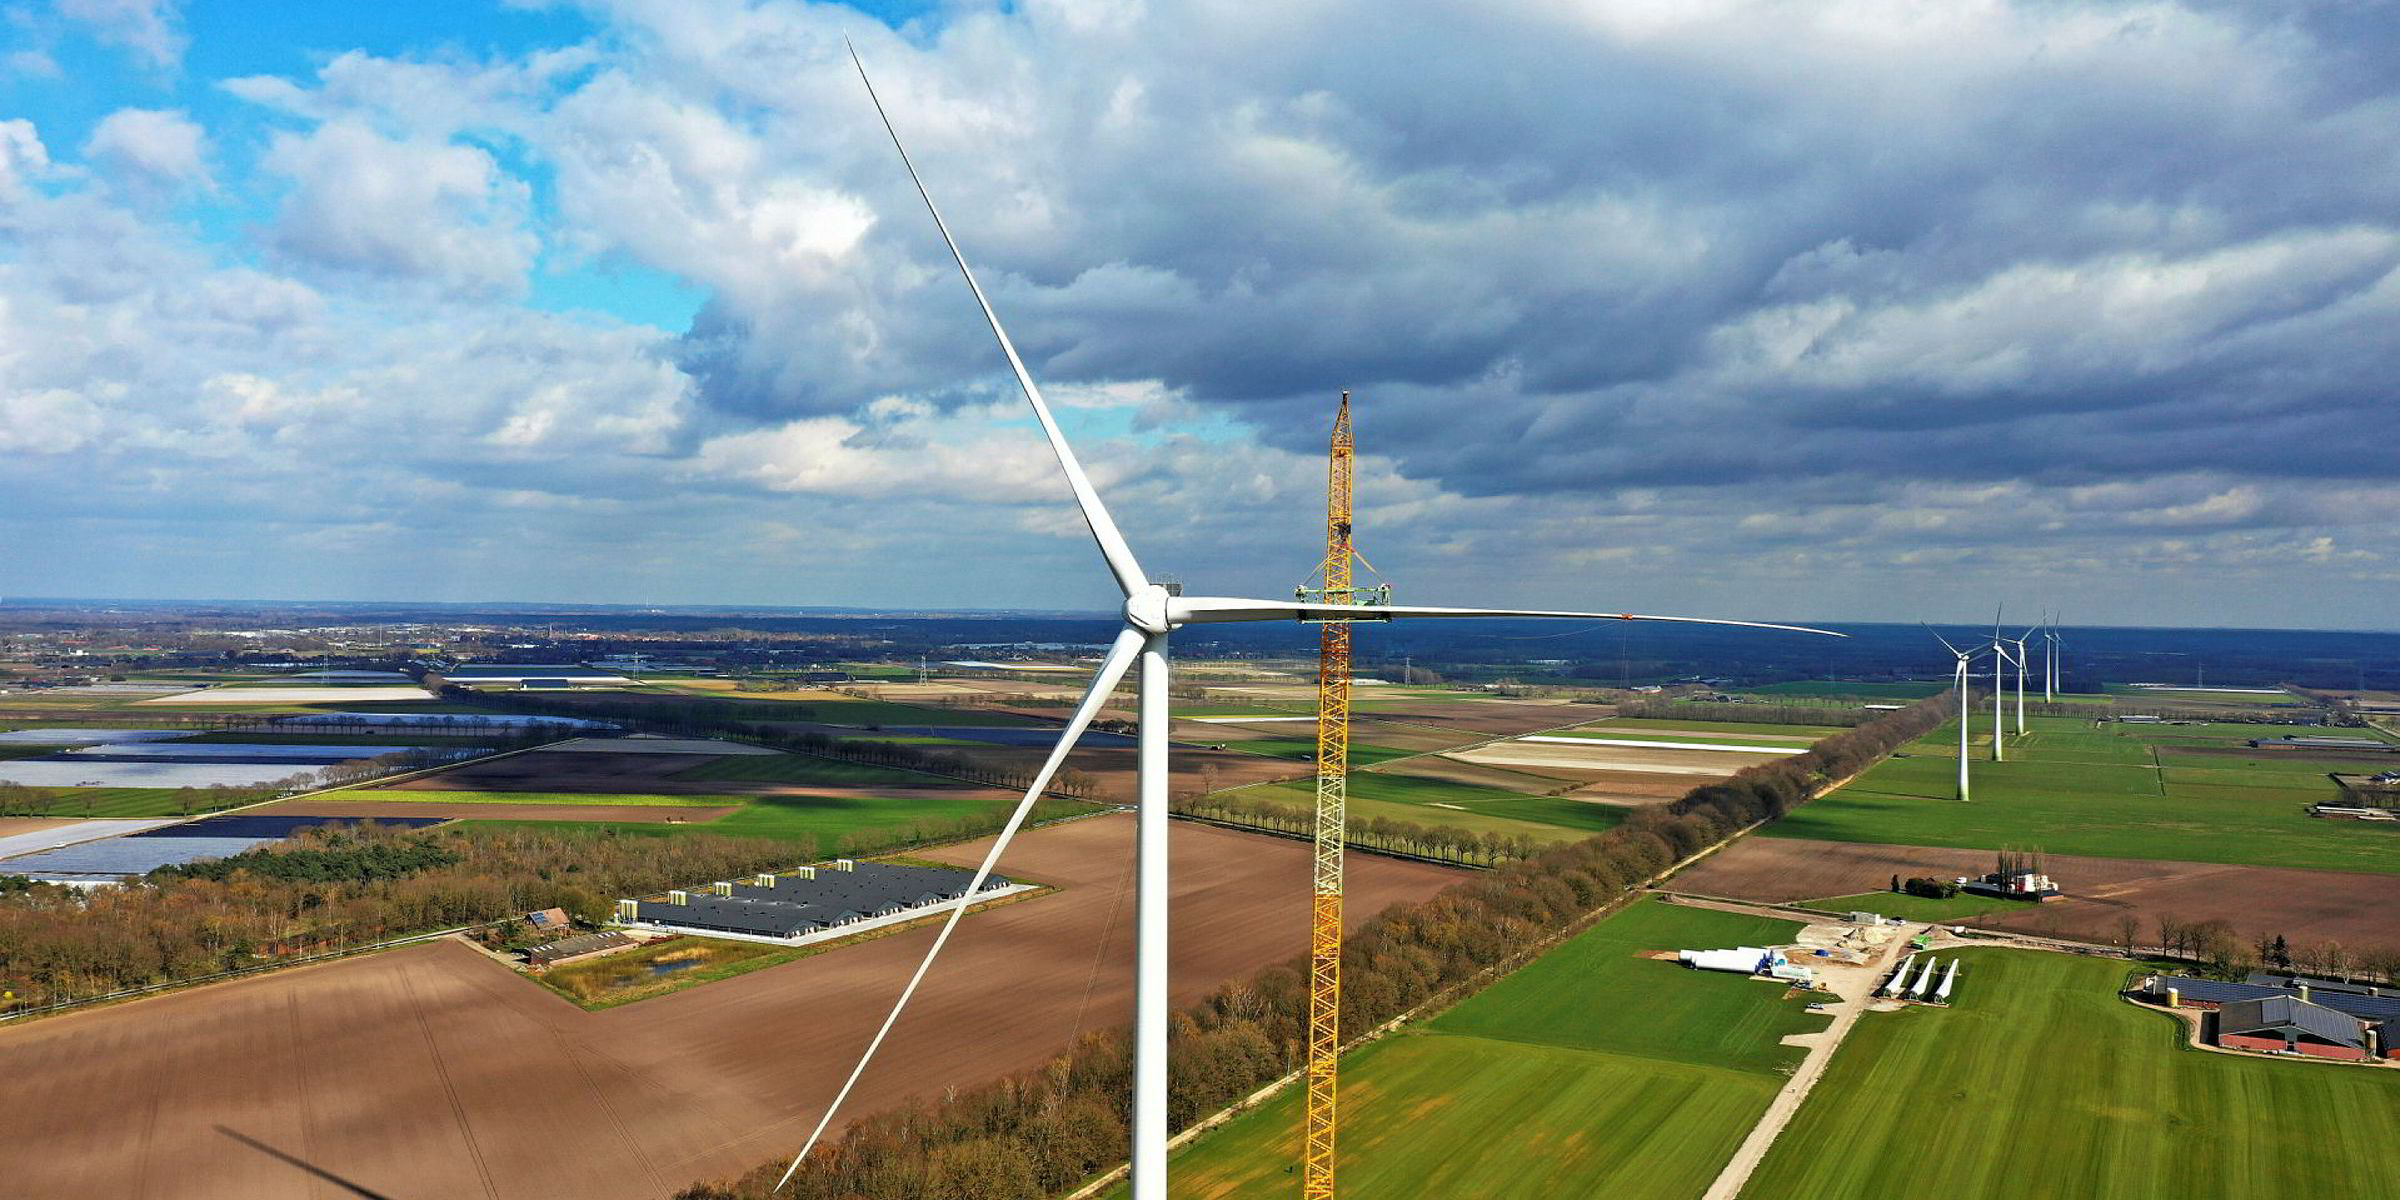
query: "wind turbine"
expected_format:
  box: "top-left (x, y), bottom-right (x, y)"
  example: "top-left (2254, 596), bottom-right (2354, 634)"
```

top-left (785, 47), bottom-right (1847, 1199)
top-left (2006, 625), bottom-right (2035, 735)
top-left (1928, 628), bottom-right (1978, 801)
top-left (2046, 615), bottom-right (2063, 701)
top-left (1987, 610), bottom-right (2010, 762)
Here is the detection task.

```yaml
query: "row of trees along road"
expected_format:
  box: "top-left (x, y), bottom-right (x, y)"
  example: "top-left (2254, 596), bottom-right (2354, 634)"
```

top-left (674, 692), bottom-right (1956, 1200)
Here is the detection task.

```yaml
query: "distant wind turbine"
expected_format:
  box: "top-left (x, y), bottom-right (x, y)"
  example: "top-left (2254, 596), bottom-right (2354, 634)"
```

top-left (1988, 609), bottom-right (2011, 762)
top-left (779, 45), bottom-right (1847, 1199)
top-left (2006, 625), bottom-right (2036, 735)
top-left (2045, 615), bottom-right (2063, 701)
top-left (1928, 627), bottom-right (1979, 801)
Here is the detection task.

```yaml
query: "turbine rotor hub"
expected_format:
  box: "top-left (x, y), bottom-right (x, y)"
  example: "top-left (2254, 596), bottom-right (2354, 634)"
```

top-left (1125, 585), bottom-right (1175, 634)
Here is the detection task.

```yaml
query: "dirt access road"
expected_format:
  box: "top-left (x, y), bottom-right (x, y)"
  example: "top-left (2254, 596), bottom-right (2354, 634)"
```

top-left (1677, 895), bottom-right (1914, 1200)
top-left (0, 815), bottom-right (1461, 1200)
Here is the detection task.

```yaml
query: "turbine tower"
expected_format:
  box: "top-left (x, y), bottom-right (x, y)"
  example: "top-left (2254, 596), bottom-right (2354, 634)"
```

top-left (787, 47), bottom-right (1845, 1198)
top-left (1929, 628), bottom-right (1977, 801)
top-left (1989, 611), bottom-right (2009, 763)
top-left (2046, 616), bottom-right (2063, 700)
top-left (2008, 626), bottom-right (2034, 735)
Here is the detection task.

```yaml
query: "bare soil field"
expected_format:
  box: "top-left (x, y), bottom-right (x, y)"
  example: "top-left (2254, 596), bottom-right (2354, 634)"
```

top-left (1668, 837), bottom-right (2400, 951)
top-left (1449, 741), bottom-right (1764, 776)
top-left (0, 815), bottom-right (1459, 1200)
top-left (1565, 774), bottom-right (1705, 807)
top-left (1371, 756), bottom-right (1569, 794)
top-left (0, 817), bottom-right (77, 838)
top-left (254, 799), bottom-right (744, 825)
top-left (1371, 699), bottom-right (1605, 737)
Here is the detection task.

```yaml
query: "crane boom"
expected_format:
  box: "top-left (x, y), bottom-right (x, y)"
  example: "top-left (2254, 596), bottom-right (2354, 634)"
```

top-left (1303, 393), bottom-right (1354, 1199)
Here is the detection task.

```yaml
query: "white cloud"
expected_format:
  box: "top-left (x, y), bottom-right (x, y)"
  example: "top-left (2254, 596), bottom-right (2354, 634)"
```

top-left (0, 119), bottom-right (51, 200)
top-left (56, 0), bottom-right (185, 70)
top-left (83, 108), bottom-right (210, 195)
top-left (261, 120), bottom-right (537, 297)
top-left (0, 387), bottom-right (102, 453)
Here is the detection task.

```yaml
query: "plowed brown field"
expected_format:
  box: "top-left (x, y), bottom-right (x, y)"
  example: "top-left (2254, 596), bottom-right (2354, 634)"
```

top-left (0, 815), bottom-right (1460, 1200)
top-left (1668, 836), bottom-right (2400, 951)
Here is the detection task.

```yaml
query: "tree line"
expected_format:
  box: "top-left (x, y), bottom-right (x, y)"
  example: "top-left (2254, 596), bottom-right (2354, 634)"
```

top-left (2106, 915), bottom-right (2400, 985)
top-left (0, 824), bottom-right (812, 1011)
top-left (671, 691), bottom-right (1957, 1199)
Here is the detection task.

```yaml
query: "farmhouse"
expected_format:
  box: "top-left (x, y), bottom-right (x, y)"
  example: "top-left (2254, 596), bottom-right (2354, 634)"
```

top-left (621, 860), bottom-right (1014, 941)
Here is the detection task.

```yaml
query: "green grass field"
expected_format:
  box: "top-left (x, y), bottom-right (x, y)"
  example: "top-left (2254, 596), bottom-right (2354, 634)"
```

top-left (1744, 681), bottom-right (1948, 700)
top-left (350, 789), bottom-right (742, 808)
top-left (462, 792), bottom-right (1079, 847)
top-left (1766, 715), bottom-right (2400, 874)
top-left (2105, 685), bottom-right (2305, 707)
top-left (1136, 898), bottom-right (1825, 1198)
top-left (0, 787), bottom-right (268, 818)
top-left (1746, 948), bottom-right (2400, 1199)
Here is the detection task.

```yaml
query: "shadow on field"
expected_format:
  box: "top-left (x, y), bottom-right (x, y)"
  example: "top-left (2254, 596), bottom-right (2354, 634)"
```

top-left (215, 1125), bottom-right (395, 1199)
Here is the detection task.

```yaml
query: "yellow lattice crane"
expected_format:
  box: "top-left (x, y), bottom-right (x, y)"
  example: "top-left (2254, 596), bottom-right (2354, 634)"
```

top-left (1298, 392), bottom-right (1387, 1198)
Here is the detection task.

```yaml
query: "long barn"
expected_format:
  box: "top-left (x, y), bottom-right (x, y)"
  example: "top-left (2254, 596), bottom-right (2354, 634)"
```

top-left (622, 860), bottom-right (1014, 941)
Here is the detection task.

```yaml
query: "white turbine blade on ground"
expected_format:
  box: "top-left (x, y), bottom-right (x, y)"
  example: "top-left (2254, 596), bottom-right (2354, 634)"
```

top-left (848, 44), bottom-right (1148, 598)
top-left (1167, 596), bottom-right (1845, 638)
top-left (775, 625), bottom-right (1145, 1190)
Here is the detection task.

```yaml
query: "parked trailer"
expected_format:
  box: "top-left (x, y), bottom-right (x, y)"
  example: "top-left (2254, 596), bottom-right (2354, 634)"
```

top-left (1934, 959), bottom-right (1960, 1003)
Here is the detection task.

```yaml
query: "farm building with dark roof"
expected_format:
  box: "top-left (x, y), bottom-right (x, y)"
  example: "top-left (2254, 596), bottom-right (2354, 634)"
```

top-left (620, 861), bottom-right (1012, 941)
top-left (2218, 996), bottom-right (2378, 1061)
top-left (2135, 973), bottom-right (2398, 1061)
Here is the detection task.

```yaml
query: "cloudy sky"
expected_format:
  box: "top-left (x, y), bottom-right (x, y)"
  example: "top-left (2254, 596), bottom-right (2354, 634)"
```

top-left (2, 1), bottom-right (2394, 628)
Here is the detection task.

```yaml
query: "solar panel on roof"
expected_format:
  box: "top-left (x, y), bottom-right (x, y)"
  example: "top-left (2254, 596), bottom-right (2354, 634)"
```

top-left (631, 862), bottom-right (1009, 939)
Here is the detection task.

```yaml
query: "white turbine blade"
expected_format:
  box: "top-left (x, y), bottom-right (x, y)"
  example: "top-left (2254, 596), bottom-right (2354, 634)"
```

top-left (774, 625), bottom-right (1145, 1190)
top-left (848, 44), bottom-right (1148, 598)
top-left (1168, 595), bottom-right (1844, 637)
top-left (1924, 624), bottom-right (1965, 658)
